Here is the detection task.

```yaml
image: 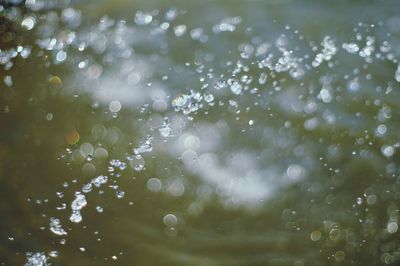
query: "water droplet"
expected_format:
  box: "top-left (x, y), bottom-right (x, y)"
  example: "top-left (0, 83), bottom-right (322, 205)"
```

top-left (116, 190), bottom-right (125, 199)
top-left (109, 100), bottom-right (121, 113)
top-left (173, 25), bottom-right (187, 37)
top-left (49, 217), bottom-right (67, 236)
top-left (128, 155), bottom-right (145, 171)
top-left (25, 252), bottom-right (49, 266)
top-left (381, 145), bottom-right (395, 157)
top-left (92, 175), bottom-right (108, 187)
top-left (48, 251), bottom-right (58, 258)
top-left (134, 137), bottom-right (153, 154)
top-left (230, 82), bottom-right (242, 95)
top-left (21, 16), bottom-right (36, 30)
top-left (55, 50), bottom-right (67, 63)
top-left (387, 222), bottom-right (398, 234)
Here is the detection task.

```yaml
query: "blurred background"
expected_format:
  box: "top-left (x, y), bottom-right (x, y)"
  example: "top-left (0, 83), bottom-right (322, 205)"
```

top-left (1, 0), bottom-right (400, 265)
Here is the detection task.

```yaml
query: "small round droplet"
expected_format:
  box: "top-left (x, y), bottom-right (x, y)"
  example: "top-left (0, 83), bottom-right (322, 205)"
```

top-left (128, 155), bottom-right (145, 171)
top-left (387, 222), bottom-right (398, 234)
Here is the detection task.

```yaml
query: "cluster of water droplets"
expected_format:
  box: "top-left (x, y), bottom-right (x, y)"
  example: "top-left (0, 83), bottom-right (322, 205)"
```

top-left (0, 2), bottom-right (396, 265)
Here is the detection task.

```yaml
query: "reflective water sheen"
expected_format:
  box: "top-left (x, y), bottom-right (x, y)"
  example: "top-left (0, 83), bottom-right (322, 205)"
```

top-left (1, 0), bottom-right (400, 265)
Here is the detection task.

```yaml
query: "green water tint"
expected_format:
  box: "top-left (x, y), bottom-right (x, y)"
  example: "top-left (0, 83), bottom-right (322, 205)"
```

top-left (1, 1), bottom-right (400, 265)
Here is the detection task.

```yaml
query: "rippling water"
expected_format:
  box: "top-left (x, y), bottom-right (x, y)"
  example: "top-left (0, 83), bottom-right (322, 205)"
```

top-left (1, 0), bottom-right (400, 265)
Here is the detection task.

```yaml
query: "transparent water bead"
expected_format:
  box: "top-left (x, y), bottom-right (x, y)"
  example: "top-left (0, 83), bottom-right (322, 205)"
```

top-left (4, 75), bottom-right (12, 87)
top-left (172, 94), bottom-right (190, 109)
top-left (159, 118), bottom-right (174, 138)
top-left (342, 43), bottom-right (359, 54)
top-left (48, 251), bottom-right (58, 258)
top-left (387, 222), bottom-right (398, 234)
top-left (230, 81), bottom-right (242, 95)
top-left (395, 64), bottom-right (400, 82)
top-left (49, 217), bottom-right (67, 236)
top-left (71, 192), bottom-right (87, 211)
top-left (70, 192), bottom-right (87, 223)
top-left (82, 183), bottom-right (92, 193)
top-left (134, 11), bottom-right (153, 26)
top-left (212, 17), bottom-right (241, 33)
top-left (92, 175), bottom-right (108, 187)
top-left (381, 145), bottom-right (395, 158)
top-left (25, 252), bottom-right (49, 266)
top-left (134, 137), bottom-right (153, 154)
top-left (171, 90), bottom-right (204, 115)
top-left (173, 25), bottom-right (187, 37)
top-left (70, 211), bottom-right (82, 223)
top-left (204, 93), bottom-right (215, 104)
top-left (109, 159), bottom-right (127, 170)
top-left (312, 36), bottom-right (337, 67)
top-left (21, 16), bottom-right (36, 30)
top-left (128, 154), bottom-right (145, 171)
top-left (116, 190), bottom-right (125, 199)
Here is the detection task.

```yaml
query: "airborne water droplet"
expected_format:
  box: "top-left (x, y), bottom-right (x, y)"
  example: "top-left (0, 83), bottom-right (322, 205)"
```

top-left (128, 155), bottom-right (145, 171)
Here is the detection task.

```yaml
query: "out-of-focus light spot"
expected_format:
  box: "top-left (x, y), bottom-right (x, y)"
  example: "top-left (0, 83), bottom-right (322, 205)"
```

top-left (56, 50), bottom-right (67, 63)
top-left (387, 222), bottom-right (398, 234)
top-left (21, 16), bottom-right (36, 30)
top-left (109, 100), bottom-right (122, 112)
top-left (147, 178), bottom-right (162, 193)
top-left (65, 130), bottom-right (80, 145)
top-left (48, 75), bottom-right (62, 87)
top-left (310, 230), bottom-right (322, 241)
top-left (163, 214), bottom-right (178, 227)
